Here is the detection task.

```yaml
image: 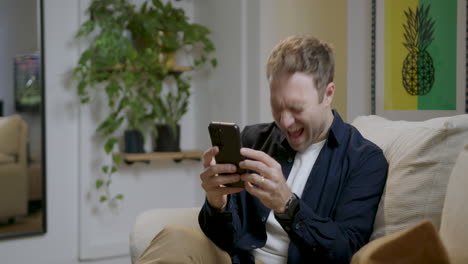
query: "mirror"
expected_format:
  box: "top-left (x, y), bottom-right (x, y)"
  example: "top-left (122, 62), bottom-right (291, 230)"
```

top-left (0, 0), bottom-right (46, 239)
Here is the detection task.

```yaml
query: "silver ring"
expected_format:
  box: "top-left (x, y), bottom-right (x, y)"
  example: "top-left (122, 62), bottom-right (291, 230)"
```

top-left (260, 176), bottom-right (265, 182)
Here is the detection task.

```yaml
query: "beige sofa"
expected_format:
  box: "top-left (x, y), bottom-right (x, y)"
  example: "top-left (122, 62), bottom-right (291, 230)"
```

top-left (130, 114), bottom-right (468, 263)
top-left (0, 114), bottom-right (28, 220)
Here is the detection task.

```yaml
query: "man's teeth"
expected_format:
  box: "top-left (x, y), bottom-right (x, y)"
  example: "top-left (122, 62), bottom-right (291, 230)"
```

top-left (288, 128), bottom-right (301, 133)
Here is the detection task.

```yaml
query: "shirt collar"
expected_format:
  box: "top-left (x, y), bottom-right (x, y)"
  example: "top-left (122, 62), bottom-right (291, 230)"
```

top-left (326, 110), bottom-right (345, 147)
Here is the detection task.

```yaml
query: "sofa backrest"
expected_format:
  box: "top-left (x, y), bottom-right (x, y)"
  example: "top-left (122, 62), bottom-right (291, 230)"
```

top-left (0, 114), bottom-right (27, 158)
top-left (439, 144), bottom-right (468, 264)
top-left (351, 114), bottom-right (468, 240)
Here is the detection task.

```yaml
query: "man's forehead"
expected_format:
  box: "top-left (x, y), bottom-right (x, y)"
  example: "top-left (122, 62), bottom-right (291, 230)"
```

top-left (270, 92), bottom-right (309, 107)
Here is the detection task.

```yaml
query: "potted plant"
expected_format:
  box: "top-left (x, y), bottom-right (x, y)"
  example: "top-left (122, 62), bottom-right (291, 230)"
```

top-left (73, 0), bottom-right (216, 203)
top-left (128, 0), bottom-right (217, 151)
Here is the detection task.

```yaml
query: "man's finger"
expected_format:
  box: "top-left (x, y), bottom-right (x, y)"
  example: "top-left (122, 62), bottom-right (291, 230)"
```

top-left (213, 186), bottom-right (244, 196)
top-left (244, 181), bottom-right (269, 200)
top-left (241, 173), bottom-right (273, 190)
top-left (202, 178), bottom-right (243, 194)
top-left (240, 148), bottom-right (280, 169)
top-left (200, 164), bottom-right (237, 182)
top-left (203, 146), bottom-right (218, 168)
top-left (210, 174), bottom-right (242, 188)
top-left (239, 159), bottom-right (271, 179)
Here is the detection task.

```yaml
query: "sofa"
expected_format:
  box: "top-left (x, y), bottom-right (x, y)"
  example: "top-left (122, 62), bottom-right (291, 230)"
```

top-left (129, 114), bottom-right (468, 263)
top-left (0, 114), bottom-right (28, 220)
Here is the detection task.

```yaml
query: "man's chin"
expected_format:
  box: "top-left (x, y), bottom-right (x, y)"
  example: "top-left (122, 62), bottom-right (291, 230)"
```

top-left (287, 139), bottom-right (305, 152)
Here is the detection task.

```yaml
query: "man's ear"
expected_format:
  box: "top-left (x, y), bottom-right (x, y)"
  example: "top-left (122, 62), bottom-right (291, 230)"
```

top-left (323, 82), bottom-right (335, 106)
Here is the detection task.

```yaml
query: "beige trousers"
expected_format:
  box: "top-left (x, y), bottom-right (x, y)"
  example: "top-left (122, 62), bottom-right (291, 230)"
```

top-left (135, 224), bottom-right (232, 264)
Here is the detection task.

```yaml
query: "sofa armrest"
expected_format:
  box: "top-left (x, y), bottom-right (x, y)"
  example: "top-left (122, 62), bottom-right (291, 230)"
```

top-left (129, 207), bottom-right (200, 264)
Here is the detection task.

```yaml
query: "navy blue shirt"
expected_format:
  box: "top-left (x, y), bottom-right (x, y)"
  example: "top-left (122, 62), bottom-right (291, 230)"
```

top-left (199, 111), bottom-right (388, 263)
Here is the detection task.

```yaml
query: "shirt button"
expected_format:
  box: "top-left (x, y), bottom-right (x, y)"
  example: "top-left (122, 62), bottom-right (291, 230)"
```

top-left (251, 245), bottom-right (257, 249)
top-left (261, 217), bottom-right (266, 222)
top-left (287, 158), bottom-right (293, 163)
top-left (295, 223), bottom-right (300, 230)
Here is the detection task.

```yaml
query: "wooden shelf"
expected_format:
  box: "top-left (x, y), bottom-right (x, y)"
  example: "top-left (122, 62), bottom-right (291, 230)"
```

top-left (120, 150), bottom-right (203, 163)
top-left (170, 66), bottom-right (193, 73)
top-left (103, 64), bottom-right (193, 73)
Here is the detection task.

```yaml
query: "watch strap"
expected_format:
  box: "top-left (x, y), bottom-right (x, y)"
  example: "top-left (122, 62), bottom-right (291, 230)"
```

top-left (275, 193), bottom-right (299, 220)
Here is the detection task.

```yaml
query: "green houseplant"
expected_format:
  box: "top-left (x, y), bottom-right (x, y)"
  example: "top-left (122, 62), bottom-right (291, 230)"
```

top-left (74, 0), bottom-right (216, 203)
top-left (128, 0), bottom-right (217, 151)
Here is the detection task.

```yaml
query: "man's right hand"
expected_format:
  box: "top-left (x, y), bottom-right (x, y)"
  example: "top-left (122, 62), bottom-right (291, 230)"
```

top-left (200, 146), bottom-right (244, 210)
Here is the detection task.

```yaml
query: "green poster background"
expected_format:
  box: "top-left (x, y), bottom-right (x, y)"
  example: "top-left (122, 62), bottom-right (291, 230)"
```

top-left (418, 0), bottom-right (457, 110)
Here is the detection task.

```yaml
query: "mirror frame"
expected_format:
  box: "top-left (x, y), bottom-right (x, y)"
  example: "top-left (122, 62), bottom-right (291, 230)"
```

top-left (0, 0), bottom-right (46, 240)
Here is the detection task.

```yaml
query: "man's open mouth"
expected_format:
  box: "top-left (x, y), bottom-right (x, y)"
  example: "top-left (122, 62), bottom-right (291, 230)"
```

top-left (288, 127), bottom-right (304, 140)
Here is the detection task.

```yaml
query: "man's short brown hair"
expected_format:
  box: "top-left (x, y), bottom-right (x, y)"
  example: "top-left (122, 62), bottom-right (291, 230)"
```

top-left (266, 35), bottom-right (335, 101)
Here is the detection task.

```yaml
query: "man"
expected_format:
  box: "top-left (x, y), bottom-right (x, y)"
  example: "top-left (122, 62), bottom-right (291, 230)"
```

top-left (199, 35), bottom-right (388, 263)
top-left (136, 35), bottom-right (388, 264)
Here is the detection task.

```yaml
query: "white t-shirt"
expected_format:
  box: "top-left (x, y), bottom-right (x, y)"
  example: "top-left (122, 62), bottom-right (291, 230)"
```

top-left (252, 140), bottom-right (326, 264)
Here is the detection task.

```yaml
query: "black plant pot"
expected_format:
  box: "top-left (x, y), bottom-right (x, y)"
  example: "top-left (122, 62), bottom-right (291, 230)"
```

top-left (154, 124), bottom-right (180, 152)
top-left (124, 129), bottom-right (145, 153)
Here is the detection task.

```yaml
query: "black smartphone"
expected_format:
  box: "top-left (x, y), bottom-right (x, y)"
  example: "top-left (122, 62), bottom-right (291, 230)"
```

top-left (208, 121), bottom-right (245, 188)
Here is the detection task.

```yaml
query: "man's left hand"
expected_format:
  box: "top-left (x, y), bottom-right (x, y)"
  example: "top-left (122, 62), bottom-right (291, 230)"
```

top-left (239, 148), bottom-right (292, 213)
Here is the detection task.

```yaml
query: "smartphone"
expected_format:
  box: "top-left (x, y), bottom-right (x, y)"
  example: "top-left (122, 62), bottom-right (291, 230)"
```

top-left (208, 121), bottom-right (245, 188)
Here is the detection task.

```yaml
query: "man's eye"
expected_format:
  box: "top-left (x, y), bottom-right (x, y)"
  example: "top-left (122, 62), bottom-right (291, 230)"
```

top-left (291, 107), bottom-right (303, 113)
top-left (271, 106), bottom-right (280, 113)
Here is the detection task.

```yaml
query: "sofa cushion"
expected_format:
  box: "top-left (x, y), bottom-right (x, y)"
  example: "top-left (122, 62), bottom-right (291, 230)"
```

top-left (351, 114), bottom-right (468, 240)
top-left (0, 115), bottom-right (22, 155)
top-left (350, 220), bottom-right (449, 264)
top-left (439, 144), bottom-right (468, 264)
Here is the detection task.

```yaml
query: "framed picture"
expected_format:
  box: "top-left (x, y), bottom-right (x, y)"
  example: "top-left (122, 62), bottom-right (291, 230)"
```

top-left (371, 0), bottom-right (467, 120)
top-left (14, 53), bottom-right (42, 112)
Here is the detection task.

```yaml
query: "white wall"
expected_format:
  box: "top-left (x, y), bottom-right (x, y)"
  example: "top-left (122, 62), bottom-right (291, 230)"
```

top-left (347, 0), bottom-right (373, 122)
top-left (195, 0), bottom-right (246, 126)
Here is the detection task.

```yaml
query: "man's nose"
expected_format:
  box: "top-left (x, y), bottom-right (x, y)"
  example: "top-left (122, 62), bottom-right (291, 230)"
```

top-left (280, 111), bottom-right (294, 128)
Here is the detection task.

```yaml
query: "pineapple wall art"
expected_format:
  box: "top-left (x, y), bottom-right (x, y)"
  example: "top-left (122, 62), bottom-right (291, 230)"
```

top-left (402, 4), bottom-right (435, 96)
top-left (381, 0), bottom-right (458, 111)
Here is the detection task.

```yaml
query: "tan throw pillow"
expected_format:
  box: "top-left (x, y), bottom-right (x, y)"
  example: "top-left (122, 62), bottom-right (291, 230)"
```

top-left (439, 145), bottom-right (468, 264)
top-left (0, 115), bottom-right (22, 155)
top-left (351, 114), bottom-right (468, 240)
top-left (351, 220), bottom-right (450, 264)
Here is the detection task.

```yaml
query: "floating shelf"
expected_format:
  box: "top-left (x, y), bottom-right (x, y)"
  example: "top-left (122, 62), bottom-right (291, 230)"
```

top-left (170, 66), bottom-right (193, 73)
top-left (103, 64), bottom-right (193, 74)
top-left (120, 150), bottom-right (203, 163)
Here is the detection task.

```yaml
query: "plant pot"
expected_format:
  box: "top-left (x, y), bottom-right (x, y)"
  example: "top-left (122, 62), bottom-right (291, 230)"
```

top-left (124, 129), bottom-right (145, 153)
top-left (164, 51), bottom-right (176, 68)
top-left (154, 124), bottom-right (180, 152)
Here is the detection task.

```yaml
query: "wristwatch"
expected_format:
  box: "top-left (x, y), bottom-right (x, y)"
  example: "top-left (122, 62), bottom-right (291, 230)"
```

top-left (275, 193), bottom-right (300, 220)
